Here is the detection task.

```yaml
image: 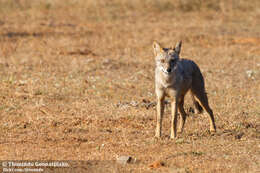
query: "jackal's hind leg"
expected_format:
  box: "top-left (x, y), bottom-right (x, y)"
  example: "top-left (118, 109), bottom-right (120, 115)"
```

top-left (191, 89), bottom-right (216, 132)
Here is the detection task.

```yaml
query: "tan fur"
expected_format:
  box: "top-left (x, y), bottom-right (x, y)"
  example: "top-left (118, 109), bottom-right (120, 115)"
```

top-left (153, 41), bottom-right (216, 139)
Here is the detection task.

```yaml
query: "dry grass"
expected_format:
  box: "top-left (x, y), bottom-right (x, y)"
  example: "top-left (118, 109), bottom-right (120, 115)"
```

top-left (0, 0), bottom-right (259, 172)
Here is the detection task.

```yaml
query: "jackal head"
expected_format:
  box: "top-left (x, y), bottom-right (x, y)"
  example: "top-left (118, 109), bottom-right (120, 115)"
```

top-left (153, 41), bottom-right (182, 75)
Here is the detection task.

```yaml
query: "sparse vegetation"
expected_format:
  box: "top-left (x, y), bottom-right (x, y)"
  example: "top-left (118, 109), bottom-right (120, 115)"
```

top-left (0, 0), bottom-right (259, 172)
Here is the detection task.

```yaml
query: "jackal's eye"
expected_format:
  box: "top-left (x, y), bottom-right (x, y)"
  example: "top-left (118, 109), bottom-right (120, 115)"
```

top-left (168, 50), bottom-right (174, 55)
top-left (160, 59), bottom-right (165, 63)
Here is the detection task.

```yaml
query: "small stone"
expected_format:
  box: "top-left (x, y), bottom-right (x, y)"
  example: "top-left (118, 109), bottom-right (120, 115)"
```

top-left (246, 70), bottom-right (255, 79)
top-left (149, 160), bottom-right (165, 168)
top-left (130, 101), bottom-right (139, 107)
top-left (117, 156), bottom-right (132, 164)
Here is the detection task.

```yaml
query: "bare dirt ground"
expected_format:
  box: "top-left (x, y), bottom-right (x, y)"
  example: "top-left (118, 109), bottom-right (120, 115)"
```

top-left (0, 0), bottom-right (259, 172)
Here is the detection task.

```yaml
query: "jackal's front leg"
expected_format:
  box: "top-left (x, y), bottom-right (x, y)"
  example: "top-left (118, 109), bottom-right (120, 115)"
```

top-left (155, 96), bottom-right (165, 138)
top-left (178, 97), bottom-right (187, 133)
top-left (170, 98), bottom-right (179, 139)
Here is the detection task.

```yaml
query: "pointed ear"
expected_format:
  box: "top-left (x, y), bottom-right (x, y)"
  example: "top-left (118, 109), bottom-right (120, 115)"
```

top-left (153, 41), bottom-right (162, 56)
top-left (174, 41), bottom-right (182, 54)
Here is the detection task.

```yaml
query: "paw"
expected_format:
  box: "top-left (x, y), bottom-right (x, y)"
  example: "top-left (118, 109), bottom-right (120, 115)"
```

top-left (170, 134), bottom-right (177, 139)
top-left (210, 127), bottom-right (216, 133)
top-left (155, 133), bottom-right (161, 138)
top-left (177, 128), bottom-right (183, 134)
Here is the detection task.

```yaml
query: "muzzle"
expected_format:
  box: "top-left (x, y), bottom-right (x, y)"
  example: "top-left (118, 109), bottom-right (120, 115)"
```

top-left (159, 66), bottom-right (171, 74)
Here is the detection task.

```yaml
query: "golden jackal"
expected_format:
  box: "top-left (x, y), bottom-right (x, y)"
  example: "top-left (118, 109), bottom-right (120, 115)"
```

top-left (153, 41), bottom-right (216, 139)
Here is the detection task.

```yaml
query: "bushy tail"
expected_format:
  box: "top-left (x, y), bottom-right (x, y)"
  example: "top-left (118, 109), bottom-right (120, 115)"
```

top-left (191, 92), bottom-right (203, 114)
top-left (190, 61), bottom-right (206, 114)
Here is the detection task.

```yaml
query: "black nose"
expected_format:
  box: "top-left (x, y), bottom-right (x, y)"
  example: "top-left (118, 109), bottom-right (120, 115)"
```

top-left (167, 68), bottom-right (171, 73)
